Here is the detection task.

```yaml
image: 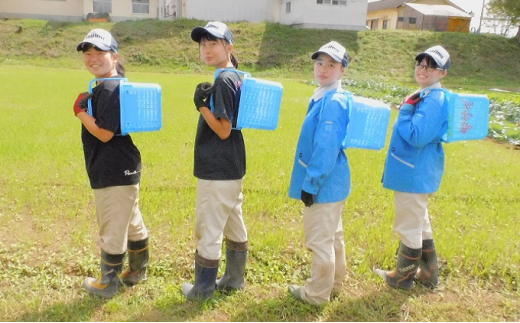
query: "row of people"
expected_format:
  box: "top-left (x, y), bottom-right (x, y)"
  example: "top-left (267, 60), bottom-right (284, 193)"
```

top-left (73, 21), bottom-right (451, 305)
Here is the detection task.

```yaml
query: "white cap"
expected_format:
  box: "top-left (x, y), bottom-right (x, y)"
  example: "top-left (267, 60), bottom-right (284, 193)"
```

top-left (311, 41), bottom-right (349, 67)
top-left (416, 45), bottom-right (451, 70)
top-left (77, 29), bottom-right (118, 53)
top-left (191, 22), bottom-right (234, 45)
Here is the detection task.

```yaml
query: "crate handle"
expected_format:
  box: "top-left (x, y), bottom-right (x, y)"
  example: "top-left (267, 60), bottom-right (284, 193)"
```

top-left (214, 68), bottom-right (251, 79)
top-left (87, 77), bottom-right (128, 115)
top-left (210, 69), bottom-right (251, 130)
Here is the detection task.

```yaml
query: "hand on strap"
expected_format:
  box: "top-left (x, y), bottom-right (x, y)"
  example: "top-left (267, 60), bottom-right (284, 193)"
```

top-left (403, 92), bottom-right (423, 107)
top-left (74, 92), bottom-right (93, 116)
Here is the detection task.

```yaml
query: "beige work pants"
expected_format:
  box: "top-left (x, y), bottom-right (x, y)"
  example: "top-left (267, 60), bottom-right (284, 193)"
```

top-left (300, 200), bottom-right (346, 305)
top-left (93, 184), bottom-right (148, 255)
top-left (195, 178), bottom-right (247, 260)
top-left (393, 191), bottom-right (433, 249)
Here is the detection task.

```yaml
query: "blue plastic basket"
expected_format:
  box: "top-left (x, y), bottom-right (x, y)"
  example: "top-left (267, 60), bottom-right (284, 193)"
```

top-left (237, 77), bottom-right (283, 130)
top-left (88, 78), bottom-right (162, 135)
top-left (443, 92), bottom-right (490, 143)
top-left (343, 95), bottom-right (391, 150)
top-left (213, 69), bottom-right (283, 130)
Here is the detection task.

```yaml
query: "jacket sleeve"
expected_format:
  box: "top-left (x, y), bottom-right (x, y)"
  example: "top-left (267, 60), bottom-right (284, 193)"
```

top-left (302, 94), bottom-right (348, 194)
top-left (396, 91), bottom-right (446, 148)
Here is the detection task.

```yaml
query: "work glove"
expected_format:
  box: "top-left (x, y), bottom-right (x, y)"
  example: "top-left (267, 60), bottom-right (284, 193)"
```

top-left (301, 190), bottom-right (315, 207)
top-left (193, 82), bottom-right (213, 111)
top-left (74, 92), bottom-right (93, 116)
top-left (403, 92), bottom-right (423, 107)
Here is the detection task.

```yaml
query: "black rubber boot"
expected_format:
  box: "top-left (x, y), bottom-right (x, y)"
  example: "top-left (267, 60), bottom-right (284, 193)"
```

top-left (83, 250), bottom-right (125, 298)
top-left (121, 237), bottom-right (149, 286)
top-left (216, 240), bottom-right (248, 291)
top-left (374, 242), bottom-right (422, 290)
top-left (415, 239), bottom-right (439, 289)
top-left (182, 251), bottom-right (219, 300)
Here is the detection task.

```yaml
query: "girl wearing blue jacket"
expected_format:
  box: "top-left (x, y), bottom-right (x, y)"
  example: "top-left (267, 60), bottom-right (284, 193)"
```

top-left (375, 45), bottom-right (451, 290)
top-left (287, 41), bottom-right (350, 305)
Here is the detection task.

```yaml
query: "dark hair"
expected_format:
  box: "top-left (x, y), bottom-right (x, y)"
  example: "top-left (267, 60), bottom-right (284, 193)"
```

top-left (81, 44), bottom-right (125, 77)
top-left (416, 55), bottom-right (438, 69)
top-left (116, 61), bottom-right (126, 77)
top-left (199, 33), bottom-right (239, 69)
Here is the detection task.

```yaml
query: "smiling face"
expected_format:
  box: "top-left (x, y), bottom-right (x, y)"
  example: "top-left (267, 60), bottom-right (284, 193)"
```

top-left (199, 37), bottom-right (233, 69)
top-left (313, 53), bottom-right (345, 88)
top-left (83, 46), bottom-right (118, 78)
top-left (415, 57), bottom-right (448, 89)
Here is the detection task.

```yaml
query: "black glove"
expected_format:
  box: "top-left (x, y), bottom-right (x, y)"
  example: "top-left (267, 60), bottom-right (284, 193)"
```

top-left (301, 190), bottom-right (315, 207)
top-left (194, 82), bottom-right (213, 111)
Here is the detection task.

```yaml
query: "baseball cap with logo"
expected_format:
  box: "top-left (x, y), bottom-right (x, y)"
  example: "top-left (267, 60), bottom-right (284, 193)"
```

top-left (191, 21), bottom-right (234, 45)
top-left (415, 45), bottom-right (451, 70)
top-left (76, 29), bottom-right (119, 53)
top-left (311, 41), bottom-right (349, 67)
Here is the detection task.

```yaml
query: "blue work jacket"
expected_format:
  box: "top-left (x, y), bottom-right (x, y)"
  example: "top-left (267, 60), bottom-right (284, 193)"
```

top-left (382, 84), bottom-right (449, 193)
top-left (289, 90), bottom-right (351, 203)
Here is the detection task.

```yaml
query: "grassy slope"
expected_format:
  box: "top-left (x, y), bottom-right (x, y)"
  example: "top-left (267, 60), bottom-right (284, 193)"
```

top-left (1, 18), bottom-right (520, 92)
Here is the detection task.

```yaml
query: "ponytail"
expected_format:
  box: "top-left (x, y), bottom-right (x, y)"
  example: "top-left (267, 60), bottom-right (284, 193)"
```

top-left (230, 53), bottom-right (239, 69)
top-left (116, 61), bottom-right (126, 77)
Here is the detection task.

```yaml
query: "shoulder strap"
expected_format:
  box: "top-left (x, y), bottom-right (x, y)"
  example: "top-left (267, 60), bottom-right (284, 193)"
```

top-left (318, 89), bottom-right (352, 120)
top-left (87, 77), bottom-right (128, 115)
top-left (419, 88), bottom-right (451, 142)
top-left (214, 68), bottom-right (251, 79)
top-left (210, 68), bottom-right (250, 113)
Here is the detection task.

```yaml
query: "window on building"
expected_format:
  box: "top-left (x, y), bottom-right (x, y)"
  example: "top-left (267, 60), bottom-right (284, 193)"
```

top-left (317, 0), bottom-right (346, 5)
top-left (286, 1), bottom-right (291, 13)
top-left (133, 0), bottom-right (150, 14)
top-left (398, 17), bottom-right (404, 22)
top-left (383, 20), bottom-right (388, 29)
top-left (93, 0), bottom-right (112, 13)
top-left (409, 17), bottom-right (417, 24)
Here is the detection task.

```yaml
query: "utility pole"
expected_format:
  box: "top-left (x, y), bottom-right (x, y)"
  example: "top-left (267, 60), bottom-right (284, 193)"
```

top-left (478, 0), bottom-right (485, 33)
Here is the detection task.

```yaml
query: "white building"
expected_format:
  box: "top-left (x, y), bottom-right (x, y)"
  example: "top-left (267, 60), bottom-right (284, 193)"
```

top-left (0, 0), bottom-right (368, 31)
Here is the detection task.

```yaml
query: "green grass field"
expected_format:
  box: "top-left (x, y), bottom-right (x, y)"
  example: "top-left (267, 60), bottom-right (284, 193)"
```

top-left (0, 65), bottom-right (519, 321)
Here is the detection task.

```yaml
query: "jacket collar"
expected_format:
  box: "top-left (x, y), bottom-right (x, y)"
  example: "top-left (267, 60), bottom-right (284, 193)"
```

top-left (311, 80), bottom-right (342, 102)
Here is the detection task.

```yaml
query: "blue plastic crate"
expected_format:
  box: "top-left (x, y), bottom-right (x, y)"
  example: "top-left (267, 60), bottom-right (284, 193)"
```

top-left (443, 93), bottom-right (489, 143)
top-left (343, 95), bottom-right (391, 150)
top-left (237, 77), bottom-right (283, 130)
top-left (88, 78), bottom-right (162, 135)
top-left (213, 69), bottom-right (283, 130)
top-left (120, 82), bottom-right (162, 135)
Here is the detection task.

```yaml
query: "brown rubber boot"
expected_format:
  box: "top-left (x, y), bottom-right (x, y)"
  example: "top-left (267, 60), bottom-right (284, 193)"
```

top-left (415, 239), bottom-right (439, 289)
top-left (374, 242), bottom-right (422, 290)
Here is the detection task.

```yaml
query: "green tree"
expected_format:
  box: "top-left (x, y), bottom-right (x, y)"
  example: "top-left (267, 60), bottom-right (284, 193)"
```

top-left (487, 0), bottom-right (520, 41)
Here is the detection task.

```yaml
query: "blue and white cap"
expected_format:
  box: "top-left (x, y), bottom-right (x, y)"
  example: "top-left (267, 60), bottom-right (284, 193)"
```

top-left (312, 41), bottom-right (348, 67)
top-left (77, 28), bottom-right (118, 53)
top-left (191, 21), bottom-right (234, 45)
top-left (416, 45), bottom-right (451, 70)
